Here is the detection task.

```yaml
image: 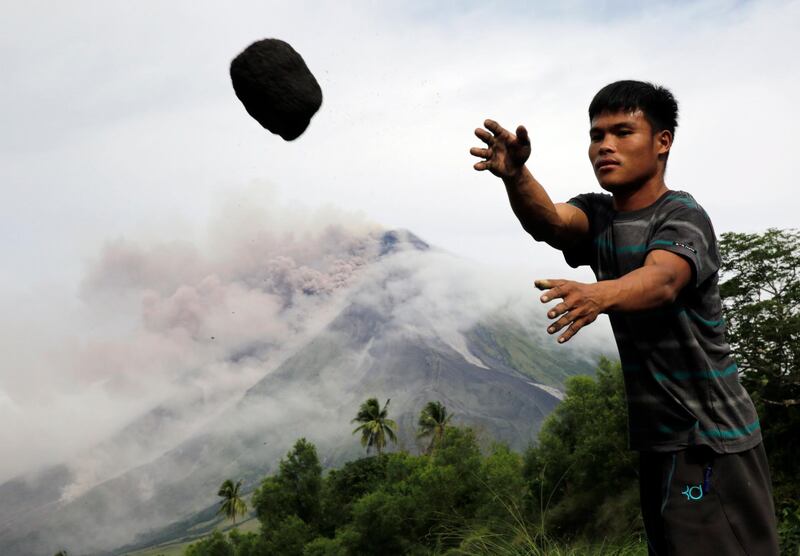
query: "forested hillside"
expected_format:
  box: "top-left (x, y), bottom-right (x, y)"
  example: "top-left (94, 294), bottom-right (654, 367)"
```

top-left (141, 228), bottom-right (800, 556)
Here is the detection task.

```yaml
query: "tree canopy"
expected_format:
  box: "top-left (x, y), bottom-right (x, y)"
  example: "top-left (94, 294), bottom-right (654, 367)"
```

top-left (719, 228), bottom-right (799, 407)
top-left (719, 228), bottom-right (800, 510)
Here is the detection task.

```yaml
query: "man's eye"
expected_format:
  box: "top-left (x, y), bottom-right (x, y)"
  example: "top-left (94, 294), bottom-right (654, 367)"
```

top-left (618, 129), bottom-right (632, 136)
top-left (590, 134), bottom-right (602, 142)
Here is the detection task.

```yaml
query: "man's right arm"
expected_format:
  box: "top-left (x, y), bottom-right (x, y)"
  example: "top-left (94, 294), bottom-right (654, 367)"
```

top-left (502, 165), bottom-right (589, 251)
top-left (470, 119), bottom-right (589, 252)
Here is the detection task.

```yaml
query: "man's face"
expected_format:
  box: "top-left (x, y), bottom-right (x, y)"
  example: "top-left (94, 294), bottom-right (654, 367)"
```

top-left (588, 109), bottom-right (669, 192)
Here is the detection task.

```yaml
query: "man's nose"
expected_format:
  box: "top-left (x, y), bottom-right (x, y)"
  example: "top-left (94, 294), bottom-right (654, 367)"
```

top-left (598, 140), bottom-right (615, 155)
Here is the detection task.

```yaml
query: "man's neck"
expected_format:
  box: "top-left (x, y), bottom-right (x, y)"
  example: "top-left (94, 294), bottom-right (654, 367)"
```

top-left (611, 176), bottom-right (669, 212)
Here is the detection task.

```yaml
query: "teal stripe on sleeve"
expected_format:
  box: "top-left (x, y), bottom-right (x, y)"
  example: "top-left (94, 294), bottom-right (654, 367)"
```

top-left (648, 239), bottom-right (675, 248)
top-left (592, 237), bottom-right (682, 254)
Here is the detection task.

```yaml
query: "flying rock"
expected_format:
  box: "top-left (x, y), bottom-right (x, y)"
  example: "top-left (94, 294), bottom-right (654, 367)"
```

top-left (230, 38), bottom-right (323, 141)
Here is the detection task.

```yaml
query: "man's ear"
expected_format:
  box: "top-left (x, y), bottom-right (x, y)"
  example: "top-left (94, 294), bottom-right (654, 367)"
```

top-left (657, 129), bottom-right (673, 156)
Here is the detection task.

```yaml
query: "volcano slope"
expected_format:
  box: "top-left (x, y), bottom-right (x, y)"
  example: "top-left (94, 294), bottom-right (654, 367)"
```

top-left (0, 229), bottom-right (611, 555)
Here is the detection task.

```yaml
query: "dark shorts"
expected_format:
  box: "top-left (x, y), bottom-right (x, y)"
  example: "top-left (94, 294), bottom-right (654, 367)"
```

top-left (639, 442), bottom-right (780, 555)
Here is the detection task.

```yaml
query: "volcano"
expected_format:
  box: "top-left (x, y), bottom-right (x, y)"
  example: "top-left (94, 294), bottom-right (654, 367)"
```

top-left (0, 229), bottom-right (610, 555)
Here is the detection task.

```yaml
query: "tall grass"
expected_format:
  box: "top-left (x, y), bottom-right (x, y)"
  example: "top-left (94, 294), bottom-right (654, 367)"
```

top-left (435, 468), bottom-right (647, 556)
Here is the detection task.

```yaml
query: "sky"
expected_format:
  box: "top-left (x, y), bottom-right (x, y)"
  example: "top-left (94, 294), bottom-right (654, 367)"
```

top-left (1, 0), bottom-right (798, 481)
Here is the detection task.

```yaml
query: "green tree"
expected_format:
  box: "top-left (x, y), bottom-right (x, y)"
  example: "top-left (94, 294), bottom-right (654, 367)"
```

top-left (253, 438), bottom-right (323, 531)
top-left (351, 398), bottom-right (397, 456)
top-left (227, 529), bottom-right (265, 556)
top-left (417, 400), bottom-right (454, 454)
top-left (346, 489), bottom-right (410, 554)
top-left (302, 534), bottom-right (349, 556)
top-left (277, 438), bottom-right (323, 526)
top-left (523, 357), bottom-right (639, 540)
top-left (260, 515), bottom-right (313, 556)
top-left (319, 456), bottom-right (387, 534)
top-left (475, 443), bottom-right (526, 526)
top-left (719, 228), bottom-right (800, 548)
top-left (185, 530), bottom-right (234, 556)
top-left (216, 479), bottom-right (247, 526)
top-left (719, 228), bottom-right (800, 408)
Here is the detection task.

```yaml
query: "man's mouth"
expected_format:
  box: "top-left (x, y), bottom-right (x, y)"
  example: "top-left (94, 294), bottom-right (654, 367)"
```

top-left (595, 158), bottom-right (620, 171)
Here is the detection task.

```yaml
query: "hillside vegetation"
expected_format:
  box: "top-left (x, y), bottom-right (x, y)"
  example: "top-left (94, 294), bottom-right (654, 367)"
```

top-left (175, 229), bottom-right (800, 556)
top-left (178, 358), bottom-right (798, 556)
top-left (179, 358), bottom-right (646, 556)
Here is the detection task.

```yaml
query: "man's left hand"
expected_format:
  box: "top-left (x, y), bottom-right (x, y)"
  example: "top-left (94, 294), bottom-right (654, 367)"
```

top-left (534, 279), bottom-right (608, 343)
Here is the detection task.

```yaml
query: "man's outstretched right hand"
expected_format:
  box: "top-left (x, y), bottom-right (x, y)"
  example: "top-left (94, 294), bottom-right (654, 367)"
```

top-left (470, 119), bottom-right (531, 180)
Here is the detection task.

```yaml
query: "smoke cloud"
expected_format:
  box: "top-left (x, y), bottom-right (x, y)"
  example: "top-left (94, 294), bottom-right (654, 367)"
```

top-left (0, 188), bottom-right (613, 489)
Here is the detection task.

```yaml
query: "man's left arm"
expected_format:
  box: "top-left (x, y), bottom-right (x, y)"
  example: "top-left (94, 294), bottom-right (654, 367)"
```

top-left (535, 249), bottom-right (692, 343)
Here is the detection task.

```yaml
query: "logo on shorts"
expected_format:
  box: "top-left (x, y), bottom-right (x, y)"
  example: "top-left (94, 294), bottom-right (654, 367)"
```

top-left (681, 484), bottom-right (704, 501)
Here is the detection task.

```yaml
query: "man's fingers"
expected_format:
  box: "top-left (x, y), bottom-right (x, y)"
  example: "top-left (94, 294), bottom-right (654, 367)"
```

top-left (534, 279), bottom-right (566, 291)
top-left (536, 279), bottom-right (571, 302)
top-left (516, 125), bottom-right (530, 145)
top-left (547, 313), bottom-right (572, 334)
top-left (473, 160), bottom-right (491, 171)
top-left (475, 128), bottom-right (494, 145)
top-left (534, 279), bottom-right (552, 291)
top-left (547, 302), bottom-right (570, 320)
top-left (558, 318), bottom-right (588, 344)
top-left (484, 119), bottom-right (509, 138)
top-left (469, 147), bottom-right (491, 159)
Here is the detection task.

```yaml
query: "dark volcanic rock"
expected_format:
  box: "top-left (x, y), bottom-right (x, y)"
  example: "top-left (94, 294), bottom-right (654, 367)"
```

top-left (230, 38), bottom-right (323, 141)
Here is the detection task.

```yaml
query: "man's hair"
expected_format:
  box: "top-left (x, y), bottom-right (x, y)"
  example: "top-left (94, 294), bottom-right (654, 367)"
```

top-left (589, 80), bottom-right (679, 137)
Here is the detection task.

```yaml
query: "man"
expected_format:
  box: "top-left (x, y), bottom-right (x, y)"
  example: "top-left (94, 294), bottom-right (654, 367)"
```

top-left (470, 80), bottom-right (779, 555)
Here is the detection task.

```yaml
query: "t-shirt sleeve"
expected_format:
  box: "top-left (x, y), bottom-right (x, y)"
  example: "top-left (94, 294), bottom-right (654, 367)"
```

top-left (561, 194), bottom-right (594, 268)
top-left (646, 199), bottom-right (720, 287)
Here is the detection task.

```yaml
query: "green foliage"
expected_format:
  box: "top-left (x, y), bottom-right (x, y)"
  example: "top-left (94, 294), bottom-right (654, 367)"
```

top-left (178, 360), bottom-right (647, 555)
top-left (260, 515), bottom-right (313, 556)
top-left (227, 529), bottom-right (264, 556)
top-left (351, 397), bottom-right (398, 456)
top-left (719, 229), bottom-right (800, 511)
top-left (253, 438), bottom-right (322, 532)
top-left (278, 439), bottom-right (323, 525)
top-left (475, 443), bottom-right (525, 525)
top-left (216, 479), bottom-right (247, 525)
top-left (318, 455), bottom-right (387, 535)
top-left (777, 504), bottom-right (800, 556)
top-left (175, 339), bottom-right (797, 555)
top-left (345, 489), bottom-right (412, 554)
top-left (424, 427), bottom-right (484, 520)
top-left (719, 229), bottom-right (800, 403)
top-left (523, 357), bottom-right (639, 540)
top-left (184, 531), bottom-right (234, 556)
top-left (417, 400), bottom-right (454, 454)
top-left (252, 476), bottom-right (290, 528)
top-left (301, 535), bottom-right (349, 556)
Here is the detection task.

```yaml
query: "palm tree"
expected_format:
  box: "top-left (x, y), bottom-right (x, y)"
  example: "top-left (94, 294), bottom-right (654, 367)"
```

top-left (217, 479), bottom-right (247, 525)
top-left (417, 400), bottom-right (454, 454)
top-left (351, 397), bottom-right (398, 456)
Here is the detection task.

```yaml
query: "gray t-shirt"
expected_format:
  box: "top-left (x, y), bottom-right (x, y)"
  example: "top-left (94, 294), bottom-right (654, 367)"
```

top-left (564, 189), bottom-right (761, 453)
